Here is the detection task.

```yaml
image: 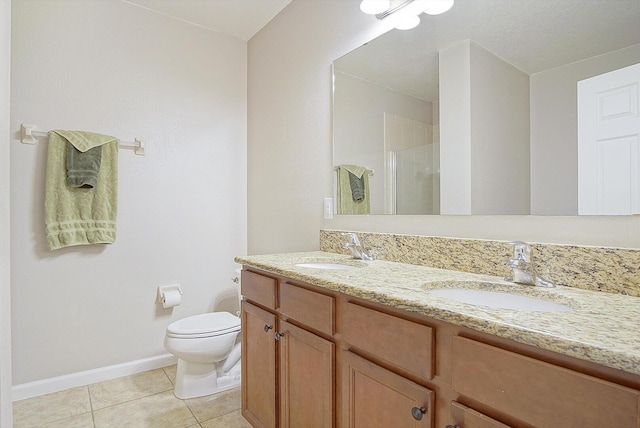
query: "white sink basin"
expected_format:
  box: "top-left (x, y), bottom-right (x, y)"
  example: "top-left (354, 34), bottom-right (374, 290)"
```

top-left (428, 288), bottom-right (573, 312)
top-left (295, 263), bottom-right (360, 270)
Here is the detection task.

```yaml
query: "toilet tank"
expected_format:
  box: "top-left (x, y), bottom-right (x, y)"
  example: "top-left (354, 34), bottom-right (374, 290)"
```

top-left (212, 268), bottom-right (242, 315)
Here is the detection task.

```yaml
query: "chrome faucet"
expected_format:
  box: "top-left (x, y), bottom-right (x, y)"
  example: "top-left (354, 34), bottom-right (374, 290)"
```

top-left (342, 232), bottom-right (373, 260)
top-left (506, 241), bottom-right (555, 287)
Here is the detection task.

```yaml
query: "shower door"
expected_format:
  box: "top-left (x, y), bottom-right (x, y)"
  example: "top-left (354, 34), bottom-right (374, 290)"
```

top-left (384, 113), bottom-right (439, 214)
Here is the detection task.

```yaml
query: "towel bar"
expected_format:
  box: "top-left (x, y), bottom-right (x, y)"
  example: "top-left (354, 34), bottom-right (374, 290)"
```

top-left (20, 123), bottom-right (146, 155)
top-left (333, 165), bottom-right (374, 176)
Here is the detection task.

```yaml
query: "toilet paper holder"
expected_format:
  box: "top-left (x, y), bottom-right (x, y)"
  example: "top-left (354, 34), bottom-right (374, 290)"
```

top-left (157, 284), bottom-right (183, 304)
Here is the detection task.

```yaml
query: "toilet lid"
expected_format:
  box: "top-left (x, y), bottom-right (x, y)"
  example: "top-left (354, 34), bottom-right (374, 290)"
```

top-left (167, 312), bottom-right (240, 337)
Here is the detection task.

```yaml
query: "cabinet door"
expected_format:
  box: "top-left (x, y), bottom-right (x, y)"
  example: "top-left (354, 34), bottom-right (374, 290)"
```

top-left (450, 402), bottom-right (512, 428)
top-left (342, 351), bottom-right (434, 428)
top-left (242, 301), bottom-right (277, 428)
top-left (279, 320), bottom-right (334, 428)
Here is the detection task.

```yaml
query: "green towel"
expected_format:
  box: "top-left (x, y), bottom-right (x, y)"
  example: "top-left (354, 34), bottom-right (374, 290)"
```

top-left (66, 142), bottom-right (102, 188)
top-left (45, 131), bottom-right (119, 251)
top-left (348, 171), bottom-right (365, 201)
top-left (337, 165), bottom-right (370, 215)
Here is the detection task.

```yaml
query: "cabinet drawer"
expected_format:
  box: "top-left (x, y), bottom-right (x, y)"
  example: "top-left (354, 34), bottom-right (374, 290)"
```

top-left (279, 282), bottom-right (335, 336)
top-left (452, 336), bottom-right (640, 428)
top-left (342, 302), bottom-right (434, 380)
top-left (241, 270), bottom-right (277, 310)
top-left (450, 402), bottom-right (511, 428)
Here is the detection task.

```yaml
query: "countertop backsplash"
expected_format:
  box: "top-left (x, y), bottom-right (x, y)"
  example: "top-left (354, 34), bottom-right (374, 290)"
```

top-left (320, 229), bottom-right (640, 297)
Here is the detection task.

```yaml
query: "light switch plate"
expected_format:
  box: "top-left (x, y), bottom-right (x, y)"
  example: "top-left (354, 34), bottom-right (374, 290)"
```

top-left (323, 197), bottom-right (333, 219)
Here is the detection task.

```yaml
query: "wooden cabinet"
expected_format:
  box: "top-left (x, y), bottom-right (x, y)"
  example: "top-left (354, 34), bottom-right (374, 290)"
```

top-left (341, 350), bottom-right (434, 427)
top-left (241, 301), bottom-right (277, 428)
top-left (450, 402), bottom-right (512, 428)
top-left (241, 270), bottom-right (335, 428)
top-left (241, 270), bottom-right (277, 310)
top-left (241, 267), bottom-right (640, 428)
top-left (451, 336), bottom-right (640, 428)
top-left (341, 301), bottom-right (434, 381)
top-left (279, 320), bottom-right (334, 427)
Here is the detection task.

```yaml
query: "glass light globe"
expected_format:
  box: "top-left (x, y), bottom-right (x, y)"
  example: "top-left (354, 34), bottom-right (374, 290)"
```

top-left (423, 0), bottom-right (454, 15)
top-left (395, 14), bottom-right (420, 30)
top-left (360, 0), bottom-right (391, 15)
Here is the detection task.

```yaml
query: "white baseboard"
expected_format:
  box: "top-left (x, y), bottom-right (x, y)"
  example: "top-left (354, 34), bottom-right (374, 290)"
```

top-left (12, 353), bottom-right (177, 402)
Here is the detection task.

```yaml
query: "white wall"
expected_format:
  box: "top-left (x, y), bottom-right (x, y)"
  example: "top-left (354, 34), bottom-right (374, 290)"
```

top-left (333, 71), bottom-right (432, 214)
top-left (530, 44), bottom-right (640, 215)
top-left (439, 41), bottom-right (472, 214)
top-left (1, 0), bottom-right (13, 423)
top-left (10, 0), bottom-right (246, 386)
top-left (247, 0), bottom-right (389, 254)
top-left (439, 40), bottom-right (529, 215)
top-left (248, 0), bottom-right (640, 252)
top-left (469, 41), bottom-right (530, 215)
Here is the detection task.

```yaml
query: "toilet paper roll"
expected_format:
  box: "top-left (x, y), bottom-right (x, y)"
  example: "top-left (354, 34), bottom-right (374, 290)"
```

top-left (162, 289), bottom-right (181, 308)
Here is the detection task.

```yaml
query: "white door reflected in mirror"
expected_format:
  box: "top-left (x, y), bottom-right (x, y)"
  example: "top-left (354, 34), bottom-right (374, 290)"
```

top-left (578, 63), bottom-right (640, 215)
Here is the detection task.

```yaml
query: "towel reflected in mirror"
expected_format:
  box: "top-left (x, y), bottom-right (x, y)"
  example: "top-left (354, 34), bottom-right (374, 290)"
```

top-left (336, 165), bottom-right (370, 215)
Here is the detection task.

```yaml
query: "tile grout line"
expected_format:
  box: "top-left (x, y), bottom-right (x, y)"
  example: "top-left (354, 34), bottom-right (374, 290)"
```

top-left (14, 366), bottom-right (246, 427)
top-left (160, 365), bottom-right (204, 425)
top-left (91, 388), bottom-right (174, 413)
top-left (86, 385), bottom-right (97, 428)
top-left (13, 385), bottom-right (94, 428)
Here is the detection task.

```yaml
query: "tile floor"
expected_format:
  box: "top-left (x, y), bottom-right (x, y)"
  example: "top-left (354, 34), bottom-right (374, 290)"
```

top-left (12, 365), bottom-right (252, 428)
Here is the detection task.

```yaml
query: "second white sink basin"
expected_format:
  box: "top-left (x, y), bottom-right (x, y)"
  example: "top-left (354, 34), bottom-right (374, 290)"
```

top-left (295, 263), bottom-right (360, 270)
top-left (428, 288), bottom-right (573, 312)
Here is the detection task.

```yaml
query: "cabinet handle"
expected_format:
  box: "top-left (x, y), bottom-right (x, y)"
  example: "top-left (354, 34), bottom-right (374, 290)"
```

top-left (274, 332), bottom-right (285, 340)
top-left (263, 324), bottom-right (273, 332)
top-left (411, 406), bottom-right (426, 421)
top-left (445, 425), bottom-right (461, 428)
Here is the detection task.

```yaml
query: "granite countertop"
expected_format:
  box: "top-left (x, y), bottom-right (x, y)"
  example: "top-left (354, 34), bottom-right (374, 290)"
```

top-left (235, 251), bottom-right (640, 376)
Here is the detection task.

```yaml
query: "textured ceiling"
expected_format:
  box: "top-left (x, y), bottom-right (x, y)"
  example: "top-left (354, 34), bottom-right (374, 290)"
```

top-left (334, 0), bottom-right (640, 101)
top-left (123, 0), bottom-right (292, 41)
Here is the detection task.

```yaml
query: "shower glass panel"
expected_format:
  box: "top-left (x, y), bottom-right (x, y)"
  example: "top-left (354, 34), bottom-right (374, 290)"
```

top-left (395, 144), bottom-right (439, 214)
top-left (384, 113), bottom-right (440, 214)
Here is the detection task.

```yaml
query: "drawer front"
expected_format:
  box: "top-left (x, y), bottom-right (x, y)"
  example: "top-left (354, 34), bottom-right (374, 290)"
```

top-left (452, 336), bottom-right (640, 428)
top-left (342, 302), bottom-right (434, 380)
top-left (241, 270), bottom-right (277, 310)
top-left (279, 282), bottom-right (335, 336)
top-left (450, 402), bottom-right (512, 428)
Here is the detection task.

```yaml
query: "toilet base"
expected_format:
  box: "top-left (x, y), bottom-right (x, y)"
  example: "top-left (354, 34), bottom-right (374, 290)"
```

top-left (173, 358), bottom-right (241, 399)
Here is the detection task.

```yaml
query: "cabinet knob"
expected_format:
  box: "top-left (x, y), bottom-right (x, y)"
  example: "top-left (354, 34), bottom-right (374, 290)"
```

top-left (410, 406), bottom-right (426, 421)
top-left (274, 332), bottom-right (285, 340)
top-left (263, 324), bottom-right (273, 333)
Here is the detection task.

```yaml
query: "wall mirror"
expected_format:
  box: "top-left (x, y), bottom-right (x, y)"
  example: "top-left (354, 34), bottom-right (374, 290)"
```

top-left (332, 0), bottom-right (640, 215)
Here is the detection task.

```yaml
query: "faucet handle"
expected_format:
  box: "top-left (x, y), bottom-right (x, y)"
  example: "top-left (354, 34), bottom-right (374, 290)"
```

top-left (508, 241), bottom-right (532, 262)
top-left (341, 232), bottom-right (360, 246)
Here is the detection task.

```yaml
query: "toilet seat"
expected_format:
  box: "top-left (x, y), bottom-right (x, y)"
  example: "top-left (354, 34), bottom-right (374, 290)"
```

top-left (166, 312), bottom-right (240, 339)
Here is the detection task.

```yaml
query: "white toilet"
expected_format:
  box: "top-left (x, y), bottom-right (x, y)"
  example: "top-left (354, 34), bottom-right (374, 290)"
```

top-left (164, 275), bottom-right (242, 399)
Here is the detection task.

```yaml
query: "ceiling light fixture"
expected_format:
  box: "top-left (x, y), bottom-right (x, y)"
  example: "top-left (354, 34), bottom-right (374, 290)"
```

top-left (359, 0), bottom-right (454, 30)
top-left (360, 0), bottom-right (391, 15)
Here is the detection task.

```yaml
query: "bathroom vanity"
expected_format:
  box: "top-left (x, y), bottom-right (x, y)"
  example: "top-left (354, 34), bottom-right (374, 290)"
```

top-left (236, 251), bottom-right (640, 428)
